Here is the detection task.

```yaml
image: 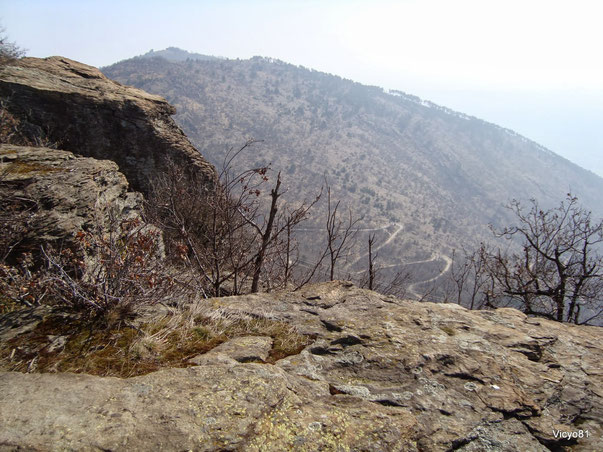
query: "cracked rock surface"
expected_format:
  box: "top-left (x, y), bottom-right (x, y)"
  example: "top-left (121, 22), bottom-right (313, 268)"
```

top-left (1, 281), bottom-right (602, 451)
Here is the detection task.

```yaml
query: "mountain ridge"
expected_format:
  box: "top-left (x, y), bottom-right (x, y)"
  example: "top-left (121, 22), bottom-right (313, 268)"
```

top-left (103, 48), bottom-right (603, 194)
top-left (388, 87), bottom-right (600, 176)
top-left (120, 47), bottom-right (602, 181)
top-left (135, 46), bottom-right (221, 63)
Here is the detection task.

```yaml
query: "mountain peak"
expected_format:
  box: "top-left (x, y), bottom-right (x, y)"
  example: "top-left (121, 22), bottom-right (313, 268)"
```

top-left (138, 47), bottom-right (219, 63)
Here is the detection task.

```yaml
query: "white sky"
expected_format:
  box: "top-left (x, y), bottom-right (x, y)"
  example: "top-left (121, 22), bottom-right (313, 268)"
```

top-left (2, 0), bottom-right (602, 177)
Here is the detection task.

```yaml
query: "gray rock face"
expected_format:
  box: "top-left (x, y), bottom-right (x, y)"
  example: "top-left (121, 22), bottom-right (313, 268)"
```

top-left (1, 281), bottom-right (601, 451)
top-left (0, 144), bottom-right (156, 257)
top-left (0, 56), bottom-right (216, 195)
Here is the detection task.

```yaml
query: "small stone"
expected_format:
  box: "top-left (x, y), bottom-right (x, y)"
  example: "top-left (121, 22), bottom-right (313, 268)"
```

top-left (464, 382), bottom-right (478, 391)
top-left (192, 336), bottom-right (273, 363)
top-left (308, 422), bottom-right (323, 431)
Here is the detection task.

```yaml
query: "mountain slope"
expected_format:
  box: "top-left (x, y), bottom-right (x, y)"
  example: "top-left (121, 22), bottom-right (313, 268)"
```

top-left (103, 52), bottom-right (603, 287)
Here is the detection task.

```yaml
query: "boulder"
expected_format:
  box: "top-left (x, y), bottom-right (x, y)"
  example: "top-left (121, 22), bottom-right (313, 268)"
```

top-left (190, 335), bottom-right (274, 364)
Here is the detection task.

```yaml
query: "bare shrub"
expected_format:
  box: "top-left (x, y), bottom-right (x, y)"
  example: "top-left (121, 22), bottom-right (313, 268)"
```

top-left (0, 26), bottom-right (24, 67)
top-left (43, 217), bottom-right (170, 313)
top-left (441, 247), bottom-right (492, 310)
top-left (146, 140), bottom-right (320, 297)
top-left (0, 210), bottom-right (173, 316)
top-left (324, 181), bottom-right (363, 281)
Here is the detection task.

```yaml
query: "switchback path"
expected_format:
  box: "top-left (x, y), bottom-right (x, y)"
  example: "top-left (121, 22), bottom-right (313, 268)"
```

top-left (295, 221), bottom-right (452, 300)
top-left (407, 253), bottom-right (452, 300)
top-left (346, 223), bottom-right (404, 269)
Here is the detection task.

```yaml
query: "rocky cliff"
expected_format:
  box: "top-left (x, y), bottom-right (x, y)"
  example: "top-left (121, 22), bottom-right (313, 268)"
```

top-left (1, 281), bottom-right (601, 451)
top-left (0, 55), bottom-right (217, 307)
top-left (0, 56), bottom-right (216, 195)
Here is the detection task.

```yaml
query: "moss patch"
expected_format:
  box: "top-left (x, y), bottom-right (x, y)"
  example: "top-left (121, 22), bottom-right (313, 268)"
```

top-left (4, 160), bottom-right (64, 176)
top-left (0, 312), bottom-right (220, 377)
top-left (0, 307), bottom-right (312, 377)
top-left (439, 326), bottom-right (456, 336)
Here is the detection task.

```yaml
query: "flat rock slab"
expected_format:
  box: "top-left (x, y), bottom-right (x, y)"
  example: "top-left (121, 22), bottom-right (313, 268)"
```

top-left (0, 364), bottom-right (418, 451)
top-left (1, 281), bottom-right (602, 451)
top-left (190, 335), bottom-right (273, 364)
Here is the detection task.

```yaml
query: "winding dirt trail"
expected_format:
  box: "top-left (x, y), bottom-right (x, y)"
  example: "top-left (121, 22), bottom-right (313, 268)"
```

top-left (347, 223), bottom-right (404, 269)
top-left (407, 253), bottom-right (452, 299)
top-left (297, 221), bottom-right (453, 300)
top-left (295, 225), bottom-right (395, 233)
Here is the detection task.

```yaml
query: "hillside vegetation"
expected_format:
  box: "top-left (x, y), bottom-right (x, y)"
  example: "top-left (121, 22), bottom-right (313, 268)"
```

top-left (104, 50), bottom-right (603, 291)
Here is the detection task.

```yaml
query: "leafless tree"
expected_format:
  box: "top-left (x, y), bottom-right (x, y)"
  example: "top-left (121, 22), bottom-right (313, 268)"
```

top-left (324, 180), bottom-right (363, 281)
top-left (292, 244), bottom-right (329, 290)
top-left (249, 172), bottom-right (281, 292)
top-left (443, 247), bottom-right (491, 309)
top-left (358, 233), bottom-right (411, 298)
top-left (279, 218), bottom-right (296, 287)
top-left (244, 172), bottom-right (321, 292)
top-left (367, 233), bottom-right (376, 290)
top-left (480, 194), bottom-right (603, 324)
top-left (146, 141), bottom-right (264, 295)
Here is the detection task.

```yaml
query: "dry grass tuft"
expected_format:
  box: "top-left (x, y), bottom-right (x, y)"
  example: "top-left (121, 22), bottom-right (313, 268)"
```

top-left (0, 301), bottom-right (312, 377)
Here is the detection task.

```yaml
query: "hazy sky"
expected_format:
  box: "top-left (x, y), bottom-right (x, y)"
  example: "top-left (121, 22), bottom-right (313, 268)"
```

top-left (3, 0), bottom-right (602, 177)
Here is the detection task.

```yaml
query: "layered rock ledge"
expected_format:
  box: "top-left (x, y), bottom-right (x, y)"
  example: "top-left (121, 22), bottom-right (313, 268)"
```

top-left (0, 56), bottom-right (216, 195)
top-left (0, 144), bottom-right (152, 257)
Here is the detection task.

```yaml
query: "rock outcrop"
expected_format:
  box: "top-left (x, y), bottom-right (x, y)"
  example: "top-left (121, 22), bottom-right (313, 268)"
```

top-left (0, 56), bottom-right (216, 195)
top-left (1, 281), bottom-right (601, 451)
top-left (0, 144), bottom-right (153, 260)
